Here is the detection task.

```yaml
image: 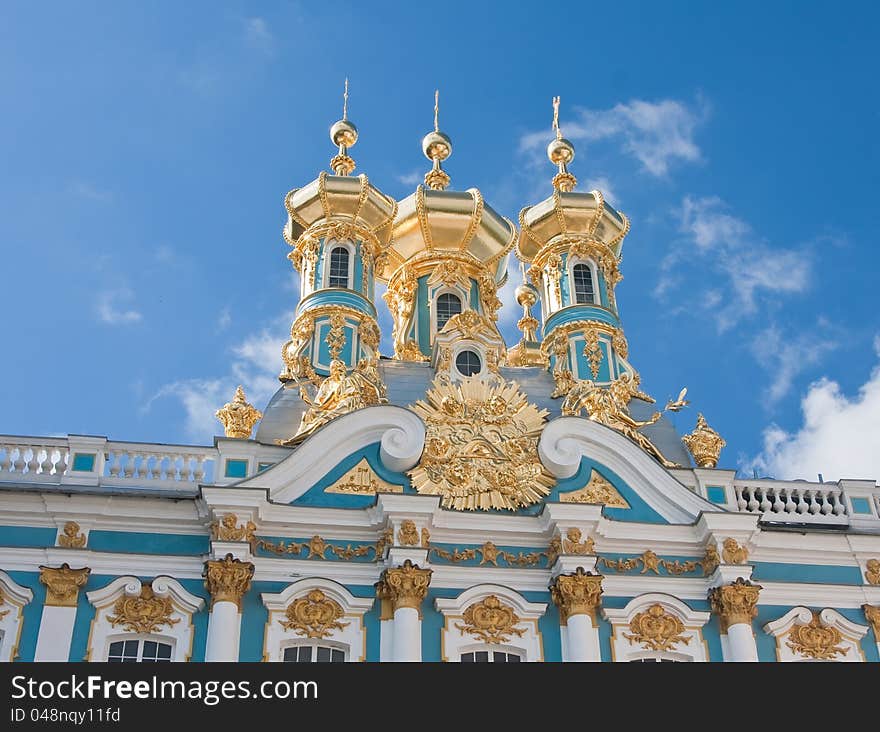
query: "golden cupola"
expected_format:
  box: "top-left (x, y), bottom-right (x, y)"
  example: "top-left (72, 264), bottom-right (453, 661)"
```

top-left (279, 81), bottom-right (396, 383)
top-left (383, 92), bottom-right (516, 362)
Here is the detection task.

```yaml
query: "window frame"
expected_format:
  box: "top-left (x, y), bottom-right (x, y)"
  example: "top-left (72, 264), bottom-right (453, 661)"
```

top-left (434, 291), bottom-right (464, 333)
top-left (567, 257), bottom-right (600, 307)
top-left (321, 239), bottom-right (356, 291)
top-left (281, 641), bottom-right (348, 663)
top-left (0, 571), bottom-right (33, 662)
top-left (107, 636), bottom-right (174, 663)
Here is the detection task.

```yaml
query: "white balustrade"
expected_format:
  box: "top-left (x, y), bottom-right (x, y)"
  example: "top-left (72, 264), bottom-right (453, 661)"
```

top-left (732, 482), bottom-right (850, 526)
top-left (0, 436), bottom-right (216, 490)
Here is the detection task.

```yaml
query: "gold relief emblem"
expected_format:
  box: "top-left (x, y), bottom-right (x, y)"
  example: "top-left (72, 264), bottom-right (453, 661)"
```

top-left (682, 413), bottom-right (726, 468)
top-left (559, 468), bottom-right (630, 508)
top-left (107, 583), bottom-right (180, 634)
top-left (623, 604), bottom-right (690, 652)
top-left (408, 376), bottom-right (555, 511)
top-left (550, 567), bottom-right (604, 621)
top-left (214, 385), bottom-right (263, 439)
top-left (785, 612), bottom-right (847, 660)
top-left (562, 527), bottom-right (595, 555)
top-left (455, 595), bottom-right (526, 644)
top-left (57, 521), bottom-right (86, 548)
top-left (863, 604), bottom-right (880, 638)
top-left (420, 528), bottom-right (430, 548)
top-left (397, 520), bottom-right (419, 547)
top-left (210, 514), bottom-right (256, 544)
top-left (279, 590), bottom-right (349, 639)
top-left (721, 538), bottom-right (749, 565)
top-left (864, 559), bottom-right (880, 586)
top-left (323, 458), bottom-right (403, 495)
top-left (39, 564), bottom-right (90, 607)
top-left (203, 554), bottom-right (254, 610)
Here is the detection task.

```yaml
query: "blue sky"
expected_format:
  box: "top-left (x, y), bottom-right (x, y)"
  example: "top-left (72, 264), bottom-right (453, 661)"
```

top-left (2, 2), bottom-right (878, 481)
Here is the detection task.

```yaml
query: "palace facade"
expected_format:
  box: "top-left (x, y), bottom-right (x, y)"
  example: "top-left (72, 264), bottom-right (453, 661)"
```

top-left (1, 94), bottom-right (879, 663)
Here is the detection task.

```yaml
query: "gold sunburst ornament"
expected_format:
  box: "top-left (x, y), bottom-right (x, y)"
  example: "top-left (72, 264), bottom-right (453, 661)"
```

top-left (408, 376), bottom-right (555, 511)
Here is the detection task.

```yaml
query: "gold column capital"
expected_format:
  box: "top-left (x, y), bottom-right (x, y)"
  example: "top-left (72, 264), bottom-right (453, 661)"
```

top-left (378, 559), bottom-right (432, 612)
top-left (39, 563), bottom-right (90, 607)
top-left (204, 553), bottom-right (254, 610)
top-left (550, 566), bottom-right (604, 623)
top-left (709, 577), bottom-right (762, 632)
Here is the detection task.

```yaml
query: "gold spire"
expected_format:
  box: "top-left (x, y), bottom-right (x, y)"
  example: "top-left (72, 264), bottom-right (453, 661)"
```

top-left (506, 270), bottom-right (549, 367)
top-left (329, 78), bottom-right (358, 176)
top-left (547, 96), bottom-right (577, 192)
top-left (422, 89), bottom-right (452, 190)
top-left (215, 385), bottom-right (263, 439)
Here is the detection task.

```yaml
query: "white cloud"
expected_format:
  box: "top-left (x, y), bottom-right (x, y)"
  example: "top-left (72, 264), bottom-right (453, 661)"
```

top-left (217, 307), bottom-right (232, 331)
top-left (96, 289), bottom-right (143, 325)
top-left (747, 338), bottom-right (880, 481)
top-left (146, 312), bottom-right (293, 442)
top-left (70, 181), bottom-right (112, 202)
top-left (397, 170), bottom-right (423, 187)
top-left (585, 177), bottom-right (619, 208)
top-left (750, 324), bottom-right (837, 405)
top-left (520, 97), bottom-right (707, 177)
top-left (668, 196), bottom-right (812, 332)
top-left (244, 17), bottom-right (274, 54)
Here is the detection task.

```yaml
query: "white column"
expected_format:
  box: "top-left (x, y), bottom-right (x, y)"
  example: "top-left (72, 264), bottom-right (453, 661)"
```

top-left (34, 564), bottom-right (90, 662)
top-left (726, 623), bottom-right (759, 662)
top-left (392, 607), bottom-right (421, 662)
top-left (551, 568), bottom-right (604, 662)
top-left (379, 560), bottom-right (431, 663)
top-left (205, 600), bottom-right (242, 662)
top-left (203, 554), bottom-right (253, 663)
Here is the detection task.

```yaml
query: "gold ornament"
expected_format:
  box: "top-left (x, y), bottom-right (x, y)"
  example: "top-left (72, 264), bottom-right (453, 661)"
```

top-left (702, 544), bottom-right (721, 575)
top-left (291, 358), bottom-right (387, 442)
top-left (597, 549), bottom-right (713, 576)
top-left (279, 590), bottom-right (349, 639)
top-left (375, 527), bottom-right (394, 559)
top-left (0, 591), bottom-right (9, 621)
top-left (863, 604), bottom-right (880, 639)
top-left (550, 567), bottom-right (604, 622)
top-left (324, 457), bottom-right (403, 495)
top-left (397, 520), bottom-right (419, 547)
top-left (582, 329), bottom-right (603, 379)
top-left (455, 595), bottom-right (526, 644)
top-left (561, 373), bottom-right (680, 468)
top-left (709, 578), bottom-right (761, 633)
top-left (721, 538), bottom-right (749, 565)
top-left (623, 604), bottom-right (690, 652)
top-left (785, 611), bottom-right (847, 660)
top-left (215, 386), bottom-right (263, 439)
top-left (57, 521), bottom-right (86, 548)
top-left (420, 528), bottom-right (430, 548)
top-left (408, 375), bottom-right (555, 511)
top-left (256, 536), bottom-right (374, 561)
top-left (379, 560), bottom-right (432, 612)
top-left (210, 514), bottom-right (256, 544)
top-left (562, 527), bottom-right (595, 555)
top-left (560, 468), bottom-right (631, 508)
top-left (682, 413), bottom-right (726, 468)
top-left (39, 564), bottom-right (90, 607)
top-left (427, 540), bottom-right (547, 567)
top-left (107, 583), bottom-right (180, 634)
top-left (203, 553), bottom-right (254, 610)
top-left (865, 559), bottom-right (880, 586)
top-left (326, 312), bottom-right (347, 360)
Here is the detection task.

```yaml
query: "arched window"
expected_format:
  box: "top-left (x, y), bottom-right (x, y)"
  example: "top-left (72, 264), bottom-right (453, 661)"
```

top-left (283, 644), bottom-right (346, 663)
top-left (436, 293), bottom-right (462, 331)
top-left (572, 263), bottom-right (596, 304)
top-left (461, 650), bottom-right (521, 662)
top-left (328, 247), bottom-right (350, 288)
top-left (108, 639), bottom-right (172, 663)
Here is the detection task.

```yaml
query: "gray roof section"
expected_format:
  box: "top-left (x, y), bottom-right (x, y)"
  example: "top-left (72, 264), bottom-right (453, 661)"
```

top-left (255, 359), bottom-right (693, 467)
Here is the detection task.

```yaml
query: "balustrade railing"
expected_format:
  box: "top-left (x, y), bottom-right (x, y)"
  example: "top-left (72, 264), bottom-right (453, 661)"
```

top-left (733, 482), bottom-right (849, 525)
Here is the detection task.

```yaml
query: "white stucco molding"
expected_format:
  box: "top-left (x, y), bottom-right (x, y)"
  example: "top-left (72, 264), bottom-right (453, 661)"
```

top-left (763, 607), bottom-right (869, 662)
top-left (0, 570), bottom-right (34, 662)
top-left (236, 406), bottom-right (426, 504)
top-left (85, 576), bottom-right (205, 662)
top-left (538, 417), bottom-right (718, 524)
top-left (435, 584), bottom-right (548, 662)
top-left (602, 592), bottom-right (711, 662)
top-left (261, 577), bottom-right (374, 662)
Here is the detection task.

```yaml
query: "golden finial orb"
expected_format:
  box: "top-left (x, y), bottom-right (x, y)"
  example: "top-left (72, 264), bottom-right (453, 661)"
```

top-left (547, 136), bottom-right (575, 166)
top-left (515, 282), bottom-right (538, 308)
top-left (329, 78), bottom-right (357, 175)
top-left (548, 95), bottom-right (577, 192)
top-left (330, 118), bottom-right (358, 148)
top-left (422, 90), bottom-right (451, 190)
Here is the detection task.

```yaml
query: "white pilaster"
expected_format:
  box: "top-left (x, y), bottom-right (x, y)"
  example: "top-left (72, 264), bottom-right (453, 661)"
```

top-left (564, 612), bottom-right (601, 662)
top-left (205, 600), bottom-right (241, 662)
top-left (392, 607), bottom-right (421, 662)
top-left (34, 606), bottom-right (77, 662)
top-left (725, 622), bottom-right (758, 662)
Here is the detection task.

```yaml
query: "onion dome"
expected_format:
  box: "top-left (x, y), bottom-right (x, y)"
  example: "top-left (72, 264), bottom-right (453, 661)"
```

top-left (381, 91), bottom-right (516, 285)
top-left (283, 80), bottom-right (397, 262)
top-left (517, 97), bottom-right (630, 264)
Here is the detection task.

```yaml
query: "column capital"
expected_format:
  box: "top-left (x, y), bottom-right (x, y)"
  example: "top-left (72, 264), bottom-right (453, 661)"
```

top-left (39, 563), bottom-right (90, 607)
top-left (204, 553), bottom-right (254, 610)
top-left (378, 559), bottom-right (432, 612)
top-left (863, 604), bottom-right (880, 639)
top-left (550, 566), bottom-right (604, 623)
top-left (709, 577), bottom-right (761, 632)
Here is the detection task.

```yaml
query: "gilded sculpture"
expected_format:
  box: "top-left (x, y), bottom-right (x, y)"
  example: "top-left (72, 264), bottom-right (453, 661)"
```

top-left (709, 578), bottom-right (761, 632)
top-left (203, 554), bottom-right (254, 610)
top-left (863, 604), bottom-right (880, 639)
top-left (682, 413), bottom-right (726, 468)
top-left (408, 375), bottom-right (555, 511)
top-left (397, 520), bottom-right (419, 547)
top-left (215, 386), bottom-right (263, 439)
top-left (57, 521), bottom-right (86, 548)
top-left (550, 567), bottom-right (604, 622)
top-left (785, 611), bottom-right (847, 660)
top-left (323, 458), bottom-right (403, 495)
top-left (865, 558), bottom-right (880, 586)
top-left (290, 358), bottom-right (387, 442)
top-left (721, 538), bottom-right (749, 565)
top-left (107, 583), bottom-right (180, 634)
top-left (560, 372), bottom-right (682, 468)
top-left (562, 528), bottom-right (595, 555)
top-left (39, 564), bottom-right (90, 607)
top-left (379, 559), bottom-right (432, 612)
top-left (0, 591), bottom-right (10, 621)
top-left (559, 468), bottom-right (630, 508)
top-left (210, 514), bottom-right (256, 544)
top-left (455, 595), bottom-right (526, 644)
top-left (623, 604), bottom-right (690, 652)
top-left (279, 590), bottom-right (349, 639)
